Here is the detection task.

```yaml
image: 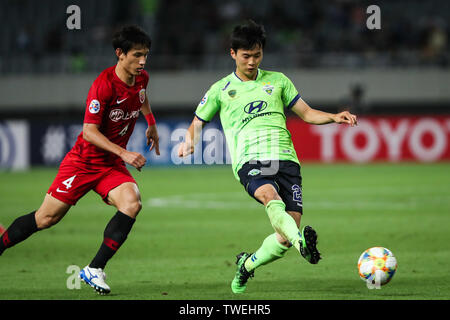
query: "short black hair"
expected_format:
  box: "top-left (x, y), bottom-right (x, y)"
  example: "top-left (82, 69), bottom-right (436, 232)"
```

top-left (112, 25), bottom-right (151, 54)
top-left (230, 20), bottom-right (266, 52)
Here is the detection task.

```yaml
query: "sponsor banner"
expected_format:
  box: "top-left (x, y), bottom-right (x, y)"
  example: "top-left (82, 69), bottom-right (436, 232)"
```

top-left (29, 120), bottom-right (229, 166)
top-left (26, 115), bottom-right (450, 166)
top-left (0, 120), bottom-right (29, 170)
top-left (30, 122), bottom-right (84, 166)
top-left (127, 120), bottom-right (230, 166)
top-left (287, 115), bottom-right (450, 162)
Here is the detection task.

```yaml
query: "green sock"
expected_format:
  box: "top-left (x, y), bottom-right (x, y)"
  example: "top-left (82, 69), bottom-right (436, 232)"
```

top-left (244, 233), bottom-right (290, 272)
top-left (265, 200), bottom-right (302, 252)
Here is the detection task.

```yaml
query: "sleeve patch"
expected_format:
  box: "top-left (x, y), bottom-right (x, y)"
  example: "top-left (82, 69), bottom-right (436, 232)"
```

top-left (199, 93), bottom-right (208, 106)
top-left (88, 99), bottom-right (101, 114)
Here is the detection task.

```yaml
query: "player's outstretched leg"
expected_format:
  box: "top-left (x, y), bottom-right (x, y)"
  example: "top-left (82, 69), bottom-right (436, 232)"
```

top-left (231, 233), bottom-right (290, 293)
top-left (0, 195), bottom-right (69, 256)
top-left (0, 212), bottom-right (39, 256)
top-left (299, 225), bottom-right (321, 264)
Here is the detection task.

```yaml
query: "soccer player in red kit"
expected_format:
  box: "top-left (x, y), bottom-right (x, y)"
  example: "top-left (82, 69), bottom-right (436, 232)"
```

top-left (0, 25), bottom-right (159, 295)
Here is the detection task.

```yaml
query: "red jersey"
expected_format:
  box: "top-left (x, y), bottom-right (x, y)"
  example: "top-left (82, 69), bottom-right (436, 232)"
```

top-left (68, 66), bottom-right (149, 166)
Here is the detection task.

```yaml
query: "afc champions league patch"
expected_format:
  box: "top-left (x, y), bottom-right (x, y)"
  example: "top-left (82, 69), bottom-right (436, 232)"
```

top-left (139, 89), bottom-right (146, 104)
top-left (200, 93), bottom-right (208, 106)
top-left (89, 99), bottom-right (101, 114)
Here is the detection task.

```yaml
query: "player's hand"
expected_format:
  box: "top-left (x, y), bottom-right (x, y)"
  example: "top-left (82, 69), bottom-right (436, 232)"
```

top-left (178, 142), bottom-right (194, 157)
top-left (120, 150), bottom-right (147, 171)
top-left (146, 125), bottom-right (160, 156)
top-left (334, 111), bottom-right (357, 126)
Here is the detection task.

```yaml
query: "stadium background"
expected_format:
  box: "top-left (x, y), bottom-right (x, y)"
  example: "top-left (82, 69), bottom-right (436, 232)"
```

top-left (0, 0), bottom-right (449, 301)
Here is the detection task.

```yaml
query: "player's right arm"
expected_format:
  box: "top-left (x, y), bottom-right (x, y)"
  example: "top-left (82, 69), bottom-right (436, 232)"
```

top-left (83, 123), bottom-right (146, 170)
top-left (178, 85), bottom-right (220, 158)
top-left (178, 116), bottom-right (206, 157)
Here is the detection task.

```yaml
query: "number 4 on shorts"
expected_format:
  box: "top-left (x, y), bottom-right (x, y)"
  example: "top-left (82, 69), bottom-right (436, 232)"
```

top-left (62, 175), bottom-right (77, 189)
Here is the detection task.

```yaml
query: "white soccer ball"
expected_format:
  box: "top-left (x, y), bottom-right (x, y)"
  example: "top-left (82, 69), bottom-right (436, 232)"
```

top-left (358, 247), bottom-right (398, 286)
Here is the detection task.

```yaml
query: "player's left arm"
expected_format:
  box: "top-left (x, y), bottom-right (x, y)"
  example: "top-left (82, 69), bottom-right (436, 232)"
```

top-left (291, 98), bottom-right (357, 126)
top-left (141, 94), bottom-right (160, 155)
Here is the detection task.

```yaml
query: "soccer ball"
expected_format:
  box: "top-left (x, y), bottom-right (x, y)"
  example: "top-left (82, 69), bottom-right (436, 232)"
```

top-left (358, 247), bottom-right (397, 286)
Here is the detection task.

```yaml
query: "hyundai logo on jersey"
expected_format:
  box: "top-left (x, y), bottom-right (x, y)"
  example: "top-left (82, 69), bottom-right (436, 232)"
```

top-left (244, 101), bottom-right (268, 114)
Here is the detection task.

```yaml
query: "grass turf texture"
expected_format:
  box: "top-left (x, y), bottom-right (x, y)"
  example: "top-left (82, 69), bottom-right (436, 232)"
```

top-left (0, 163), bottom-right (449, 300)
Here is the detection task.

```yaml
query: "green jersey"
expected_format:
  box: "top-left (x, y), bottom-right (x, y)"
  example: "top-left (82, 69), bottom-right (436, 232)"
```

top-left (195, 69), bottom-right (301, 180)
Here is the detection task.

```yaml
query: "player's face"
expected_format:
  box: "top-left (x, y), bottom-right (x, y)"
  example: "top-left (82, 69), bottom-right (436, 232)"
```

top-left (231, 45), bottom-right (263, 81)
top-left (117, 45), bottom-right (149, 76)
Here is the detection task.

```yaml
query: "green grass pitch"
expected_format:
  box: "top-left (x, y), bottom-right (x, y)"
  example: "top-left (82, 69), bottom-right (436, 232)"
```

top-left (0, 163), bottom-right (449, 300)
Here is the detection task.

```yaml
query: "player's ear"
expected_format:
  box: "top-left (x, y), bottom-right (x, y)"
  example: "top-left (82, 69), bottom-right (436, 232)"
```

top-left (230, 48), bottom-right (237, 60)
top-left (115, 48), bottom-right (124, 60)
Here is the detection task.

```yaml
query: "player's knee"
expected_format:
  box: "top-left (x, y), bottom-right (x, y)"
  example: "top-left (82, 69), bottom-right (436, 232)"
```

top-left (254, 186), bottom-right (281, 206)
top-left (35, 214), bottom-right (59, 229)
top-left (133, 200), bottom-right (142, 215)
top-left (121, 199), bottom-right (142, 218)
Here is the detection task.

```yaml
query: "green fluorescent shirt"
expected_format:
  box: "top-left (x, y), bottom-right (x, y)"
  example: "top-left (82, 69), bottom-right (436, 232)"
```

top-left (195, 69), bottom-right (301, 180)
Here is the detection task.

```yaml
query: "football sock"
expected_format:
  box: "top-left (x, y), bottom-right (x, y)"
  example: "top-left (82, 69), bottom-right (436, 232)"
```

top-left (0, 211), bottom-right (39, 256)
top-left (265, 200), bottom-right (302, 252)
top-left (89, 211), bottom-right (135, 269)
top-left (244, 233), bottom-right (289, 272)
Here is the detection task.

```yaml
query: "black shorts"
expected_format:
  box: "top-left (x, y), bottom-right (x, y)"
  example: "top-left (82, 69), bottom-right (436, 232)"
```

top-left (238, 160), bottom-right (303, 213)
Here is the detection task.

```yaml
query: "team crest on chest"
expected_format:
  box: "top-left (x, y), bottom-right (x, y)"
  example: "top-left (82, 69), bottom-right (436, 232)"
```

top-left (228, 89), bottom-right (237, 98)
top-left (262, 83), bottom-right (274, 95)
top-left (139, 89), bottom-right (146, 104)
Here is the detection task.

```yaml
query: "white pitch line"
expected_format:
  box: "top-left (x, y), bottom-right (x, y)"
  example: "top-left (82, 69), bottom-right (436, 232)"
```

top-left (146, 192), bottom-right (259, 210)
top-left (146, 191), bottom-right (446, 211)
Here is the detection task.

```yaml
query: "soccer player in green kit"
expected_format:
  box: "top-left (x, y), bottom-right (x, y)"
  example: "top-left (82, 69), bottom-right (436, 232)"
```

top-left (178, 20), bottom-right (357, 293)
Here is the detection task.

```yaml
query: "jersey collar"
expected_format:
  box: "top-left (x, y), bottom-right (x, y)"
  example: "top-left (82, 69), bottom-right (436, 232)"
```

top-left (233, 69), bottom-right (261, 82)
